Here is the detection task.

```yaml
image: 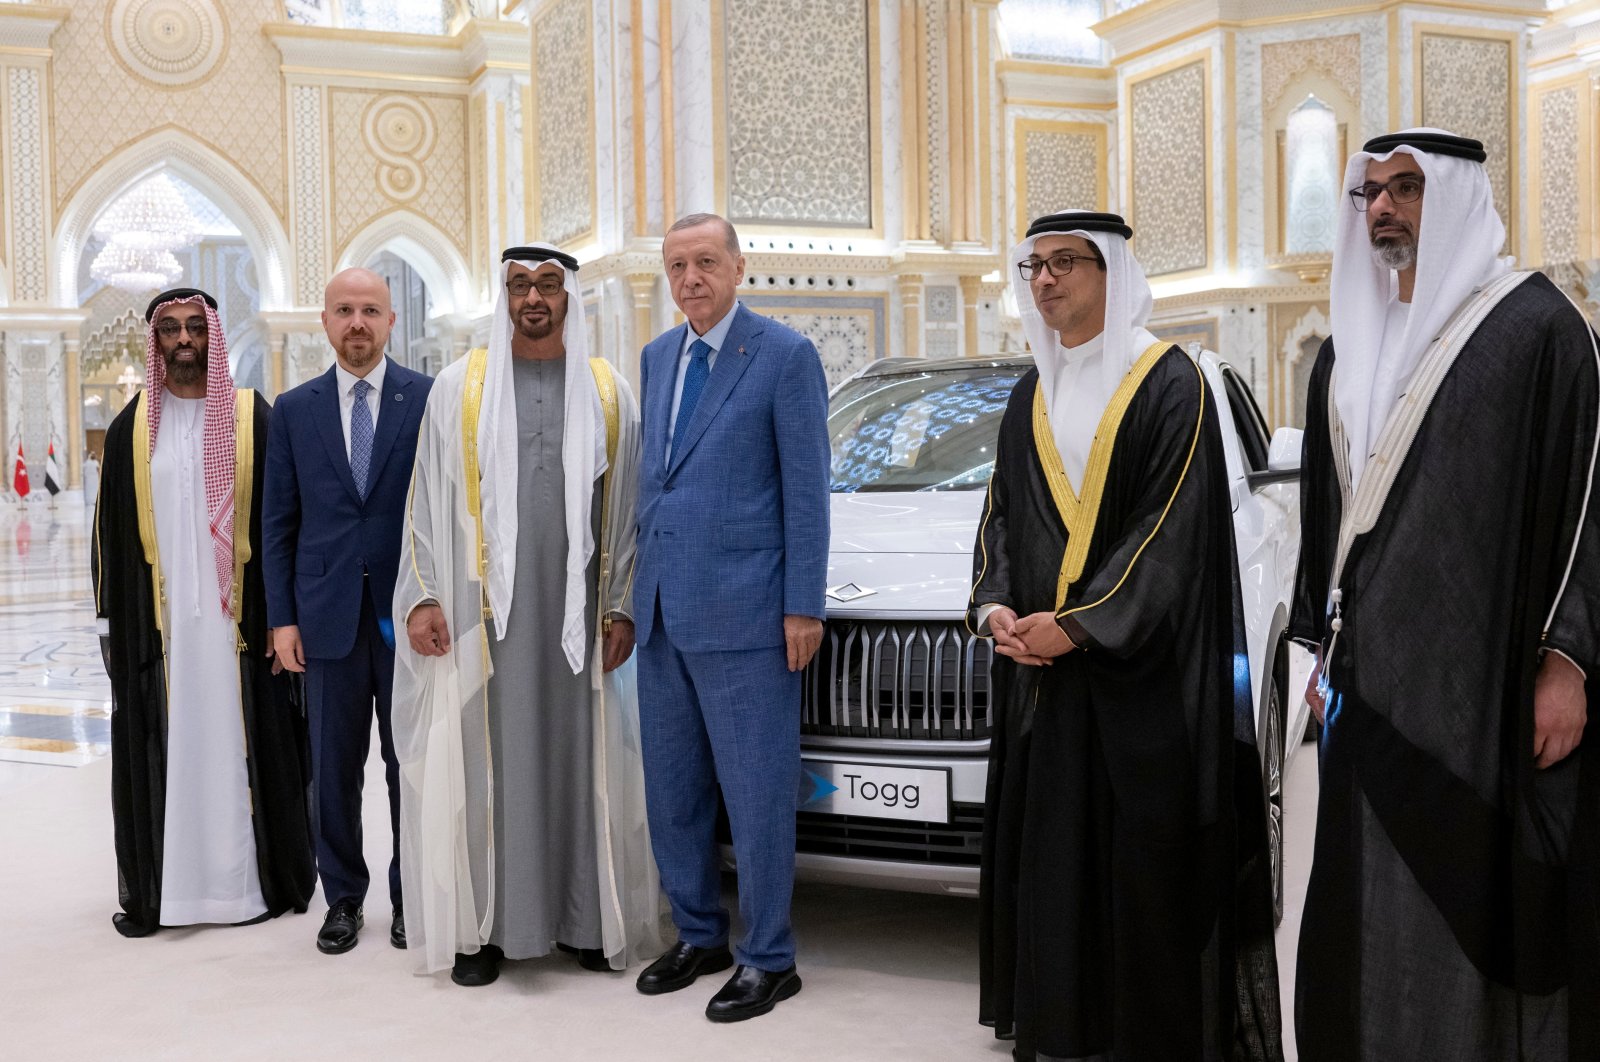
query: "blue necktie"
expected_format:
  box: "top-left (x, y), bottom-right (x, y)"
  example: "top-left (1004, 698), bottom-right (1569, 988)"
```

top-left (671, 338), bottom-right (712, 460)
top-left (350, 378), bottom-right (373, 500)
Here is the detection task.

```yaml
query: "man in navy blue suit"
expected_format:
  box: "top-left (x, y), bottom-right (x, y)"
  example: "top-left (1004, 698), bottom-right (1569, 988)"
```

top-left (632, 213), bottom-right (830, 1022)
top-left (262, 267), bottom-right (432, 954)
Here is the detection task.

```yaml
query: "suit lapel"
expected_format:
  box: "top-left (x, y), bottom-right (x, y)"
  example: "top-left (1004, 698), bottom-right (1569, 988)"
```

top-left (647, 325), bottom-right (688, 471)
top-left (362, 358), bottom-right (412, 492)
top-left (312, 365), bottom-right (363, 505)
top-left (667, 306), bottom-right (764, 474)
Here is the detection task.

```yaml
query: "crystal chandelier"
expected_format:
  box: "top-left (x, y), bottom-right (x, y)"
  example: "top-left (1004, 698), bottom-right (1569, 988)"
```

top-left (89, 174), bottom-right (203, 293)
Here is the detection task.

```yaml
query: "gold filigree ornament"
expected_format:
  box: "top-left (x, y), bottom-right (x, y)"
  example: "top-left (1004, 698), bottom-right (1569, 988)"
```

top-left (107, 0), bottom-right (227, 89)
top-left (363, 95), bottom-right (436, 205)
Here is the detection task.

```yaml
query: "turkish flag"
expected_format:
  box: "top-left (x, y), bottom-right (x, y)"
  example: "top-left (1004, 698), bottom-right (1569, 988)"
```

top-left (12, 443), bottom-right (28, 498)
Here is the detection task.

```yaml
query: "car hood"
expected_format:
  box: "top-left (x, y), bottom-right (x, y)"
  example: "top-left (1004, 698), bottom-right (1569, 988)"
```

top-left (824, 491), bottom-right (984, 617)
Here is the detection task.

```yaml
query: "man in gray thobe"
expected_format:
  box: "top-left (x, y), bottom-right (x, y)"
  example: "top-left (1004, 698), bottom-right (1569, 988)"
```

top-left (393, 244), bottom-right (664, 987)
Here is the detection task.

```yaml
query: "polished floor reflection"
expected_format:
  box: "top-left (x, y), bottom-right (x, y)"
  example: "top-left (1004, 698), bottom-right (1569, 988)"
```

top-left (0, 500), bottom-right (111, 767)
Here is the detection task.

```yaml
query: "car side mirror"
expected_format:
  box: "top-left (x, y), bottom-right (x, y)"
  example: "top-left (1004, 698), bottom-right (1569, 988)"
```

top-left (1267, 427), bottom-right (1303, 472)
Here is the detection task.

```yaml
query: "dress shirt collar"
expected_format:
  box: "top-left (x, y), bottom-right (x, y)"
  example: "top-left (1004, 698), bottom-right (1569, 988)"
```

top-left (335, 355), bottom-right (387, 398)
top-left (682, 301), bottom-right (740, 356)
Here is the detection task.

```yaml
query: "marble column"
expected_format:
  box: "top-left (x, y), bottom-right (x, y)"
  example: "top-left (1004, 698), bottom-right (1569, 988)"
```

top-left (898, 274), bottom-right (925, 358)
top-left (958, 275), bottom-right (982, 358)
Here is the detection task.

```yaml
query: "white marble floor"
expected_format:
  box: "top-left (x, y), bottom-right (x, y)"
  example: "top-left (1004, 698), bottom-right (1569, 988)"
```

top-left (0, 496), bottom-right (1319, 1060)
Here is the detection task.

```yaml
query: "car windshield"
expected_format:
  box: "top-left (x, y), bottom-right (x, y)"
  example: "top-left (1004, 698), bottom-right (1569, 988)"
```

top-left (828, 366), bottom-right (1026, 492)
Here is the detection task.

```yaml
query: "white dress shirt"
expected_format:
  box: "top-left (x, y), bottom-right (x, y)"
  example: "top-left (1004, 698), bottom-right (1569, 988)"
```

top-left (335, 357), bottom-right (387, 461)
top-left (666, 301), bottom-right (740, 457)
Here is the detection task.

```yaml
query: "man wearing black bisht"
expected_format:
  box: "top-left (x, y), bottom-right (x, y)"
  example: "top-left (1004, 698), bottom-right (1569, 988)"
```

top-left (1292, 129), bottom-right (1600, 1059)
top-left (972, 211), bottom-right (1282, 1061)
top-left (93, 288), bottom-right (314, 937)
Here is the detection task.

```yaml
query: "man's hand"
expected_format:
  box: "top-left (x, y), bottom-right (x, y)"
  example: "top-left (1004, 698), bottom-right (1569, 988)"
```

top-left (784, 615), bottom-right (823, 672)
top-left (602, 617), bottom-right (635, 673)
top-left (1306, 648), bottom-right (1326, 725)
top-left (272, 625), bottom-right (306, 674)
top-left (999, 611), bottom-right (1076, 667)
top-left (1534, 650), bottom-right (1587, 769)
top-left (407, 603), bottom-right (452, 657)
top-left (990, 606), bottom-right (1052, 667)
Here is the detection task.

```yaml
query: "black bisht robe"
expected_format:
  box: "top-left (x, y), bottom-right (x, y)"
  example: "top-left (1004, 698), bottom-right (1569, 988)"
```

top-left (93, 391), bottom-right (314, 931)
top-left (1291, 272), bottom-right (1600, 1059)
top-left (972, 346), bottom-right (1283, 1061)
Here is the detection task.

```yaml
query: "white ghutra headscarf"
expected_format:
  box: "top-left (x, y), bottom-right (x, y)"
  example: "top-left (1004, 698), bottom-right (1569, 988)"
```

top-left (1330, 128), bottom-right (1512, 488)
top-left (1008, 211), bottom-right (1161, 486)
top-left (478, 243), bottom-right (609, 672)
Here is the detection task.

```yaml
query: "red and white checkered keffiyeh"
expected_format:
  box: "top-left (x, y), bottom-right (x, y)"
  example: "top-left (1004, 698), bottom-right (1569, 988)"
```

top-left (144, 295), bottom-right (238, 618)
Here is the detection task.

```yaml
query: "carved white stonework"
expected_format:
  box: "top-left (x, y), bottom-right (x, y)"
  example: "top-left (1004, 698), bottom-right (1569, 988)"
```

top-left (1420, 34), bottom-right (1513, 239)
top-left (292, 85), bottom-right (329, 307)
top-left (724, 0), bottom-right (871, 227)
top-left (1021, 129), bottom-right (1101, 227)
top-left (535, 0), bottom-right (594, 245)
top-left (363, 94), bottom-right (435, 204)
top-left (1539, 86), bottom-right (1580, 263)
top-left (108, 0), bottom-right (227, 88)
top-left (7, 67), bottom-right (46, 303)
top-left (331, 89), bottom-right (469, 258)
top-left (921, 0), bottom-right (949, 242)
top-left (1129, 59), bottom-right (1208, 276)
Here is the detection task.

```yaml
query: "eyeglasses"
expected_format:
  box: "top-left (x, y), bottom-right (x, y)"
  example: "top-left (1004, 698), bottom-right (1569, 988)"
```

top-left (155, 319), bottom-right (207, 339)
top-left (1017, 253), bottom-right (1102, 281)
top-left (507, 277), bottom-right (565, 297)
top-left (1349, 174), bottom-right (1425, 211)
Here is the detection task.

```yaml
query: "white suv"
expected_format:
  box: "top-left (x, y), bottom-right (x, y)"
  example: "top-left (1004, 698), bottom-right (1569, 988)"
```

top-left (796, 351), bottom-right (1308, 921)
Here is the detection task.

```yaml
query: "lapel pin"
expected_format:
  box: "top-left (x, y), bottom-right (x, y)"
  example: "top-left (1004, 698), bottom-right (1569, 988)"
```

top-left (739, 346), bottom-right (746, 355)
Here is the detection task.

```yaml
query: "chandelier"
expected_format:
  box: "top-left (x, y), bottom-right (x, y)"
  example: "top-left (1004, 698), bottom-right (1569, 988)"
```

top-left (89, 174), bottom-right (203, 293)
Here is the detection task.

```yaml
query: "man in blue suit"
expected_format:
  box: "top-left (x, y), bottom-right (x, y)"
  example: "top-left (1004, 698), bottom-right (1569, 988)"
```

top-left (632, 213), bottom-right (830, 1022)
top-left (262, 268), bottom-right (432, 954)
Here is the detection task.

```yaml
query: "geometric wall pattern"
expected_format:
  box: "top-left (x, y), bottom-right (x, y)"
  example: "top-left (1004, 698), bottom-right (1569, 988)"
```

top-left (1019, 126), bottom-right (1102, 236)
top-left (1260, 34), bottom-right (1362, 113)
top-left (724, 0), bottom-right (872, 227)
top-left (1539, 85), bottom-right (1580, 263)
top-left (1419, 33), bottom-right (1512, 246)
top-left (744, 293), bottom-right (886, 385)
top-left (535, 0), bottom-right (595, 246)
top-left (1130, 60), bottom-right (1208, 276)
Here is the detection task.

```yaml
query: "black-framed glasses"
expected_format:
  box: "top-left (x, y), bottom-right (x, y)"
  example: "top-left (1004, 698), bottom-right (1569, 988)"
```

top-left (1017, 253), bottom-right (1101, 281)
top-left (507, 277), bottom-right (565, 297)
top-left (1349, 173), bottom-right (1425, 211)
top-left (155, 319), bottom-right (207, 339)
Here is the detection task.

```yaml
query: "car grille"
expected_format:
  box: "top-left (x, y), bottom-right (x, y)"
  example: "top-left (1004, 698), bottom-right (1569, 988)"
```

top-left (800, 619), bottom-right (993, 741)
top-left (795, 802), bottom-right (985, 866)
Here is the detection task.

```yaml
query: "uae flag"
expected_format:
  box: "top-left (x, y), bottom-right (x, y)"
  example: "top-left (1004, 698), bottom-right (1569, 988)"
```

top-left (43, 443), bottom-right (61, 496)
top-left (12, 443), bottom-right (29, 498)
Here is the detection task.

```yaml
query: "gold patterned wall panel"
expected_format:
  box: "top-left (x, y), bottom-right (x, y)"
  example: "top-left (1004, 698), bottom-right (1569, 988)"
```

top-left (532, 0), bottom-right (595, 247)
top-left (327, 89), bottom-right (470, 259)
top-left (1538, 86), bottom-right (1580, 264)
top-left (1417, 31), bottom-right (1514, 249)
top-left (1014, 121), bottom-right (1106, 241)
top-left (1128, 58), bottom-right (1208, 278)
top-left (721, 0), bottom-right (872, 228)
top-left (52, 0), bottom-right (287, 217)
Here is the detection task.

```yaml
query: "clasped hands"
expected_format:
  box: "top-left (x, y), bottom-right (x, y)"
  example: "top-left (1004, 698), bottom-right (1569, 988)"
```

top-left (988, 606), bottom-right (1076, 666)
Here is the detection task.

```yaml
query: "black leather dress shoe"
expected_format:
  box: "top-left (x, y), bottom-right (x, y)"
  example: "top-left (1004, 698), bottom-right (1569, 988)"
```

top-left (112, 913), bottom-right (157, 938)
top-left (635, 941), bottom-right (734, 995)
top-left (557, 942), bottom-right (618, 972)
top-left (705, 964), bottom-right (802, 1023)
top-left (390, 907), bottom-right (406, 950)
top-left (451, 944), bottom-right (504, 987)
top-left (316, 902), bottom-right (363, 954)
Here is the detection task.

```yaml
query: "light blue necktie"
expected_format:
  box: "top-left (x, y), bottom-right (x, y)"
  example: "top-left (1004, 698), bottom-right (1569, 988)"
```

top-left (671, 338), bottom-right (713, 460)
top-left (350, 378), bottom-right (373, 500)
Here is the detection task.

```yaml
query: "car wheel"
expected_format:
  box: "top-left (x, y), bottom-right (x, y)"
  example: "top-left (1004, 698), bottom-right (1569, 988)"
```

top-left (1264, 643), bottom-right (1287, 928)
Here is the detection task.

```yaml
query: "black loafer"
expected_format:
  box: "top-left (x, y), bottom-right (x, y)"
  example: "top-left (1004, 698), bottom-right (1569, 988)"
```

top-left (390, 907), bottom-right (406, 950)
top-left (451, 944), bottom-right (504, 987)
top-left (316, 902), bottom-right (363, 955)
top-left (705, 964), bottom-right (802, 1023)
top-left (635, 941), bottom-right (734, 995)
top-left (557, 941), bottom-right (617, 972)
top-left (112, 913), bottom-right (157, 938)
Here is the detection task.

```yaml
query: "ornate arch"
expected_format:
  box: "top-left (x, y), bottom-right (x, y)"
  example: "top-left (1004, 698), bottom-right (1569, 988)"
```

top-left (336, 211), bottom-right (474, 316)
top-left (53, 128), bottom-right (292, 310)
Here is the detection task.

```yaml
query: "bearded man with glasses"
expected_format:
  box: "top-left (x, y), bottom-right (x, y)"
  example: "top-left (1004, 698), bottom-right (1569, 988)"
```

top-left (1292, 128), bottom-right (1600, 1059)
top-left (93, 287), bottom-right (315, 939)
